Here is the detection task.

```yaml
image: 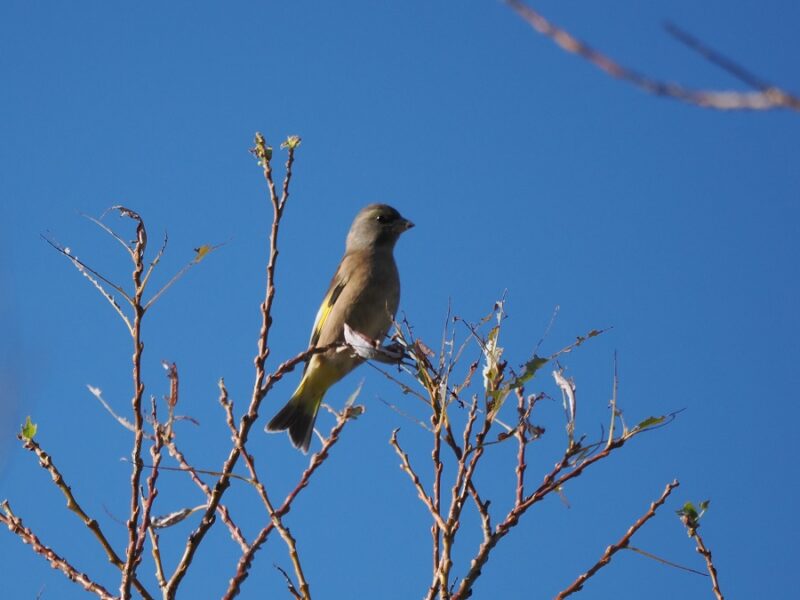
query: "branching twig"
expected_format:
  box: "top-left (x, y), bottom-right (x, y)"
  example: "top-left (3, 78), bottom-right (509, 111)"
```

top-left (17, 435), bottom-right (153, 600)
top-left (556, 480), bottom-right (680, 598)
top-left (42, 235), bottom-right (134, 334)
top-left (680, 509), bottom-right (725, 600)
top-left (220, 381), bottom-right (311, 599)
top-left (1, 501), bottom-right (116, 600)
top-left (164, 134), bottom-right (299, 600)
top-left (506, 0), bottom-right (800, 111)
top-left (162, 438), bottom-right (249, 551)
top-left (133, 399), bottom-right (164, 591)
top-left (121, 207), bottom-right (148, 600)
top-left (391, 430), bottom-right (448, 534)
top-left (223, 405), bottom-right (358, 600)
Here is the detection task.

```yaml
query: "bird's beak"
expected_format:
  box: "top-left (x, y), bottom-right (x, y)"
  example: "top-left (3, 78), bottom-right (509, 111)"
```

top-left (400, 218), bottom-right (414, 231)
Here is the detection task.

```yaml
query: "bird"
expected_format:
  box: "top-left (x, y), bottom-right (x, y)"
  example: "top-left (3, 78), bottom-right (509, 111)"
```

top-left (266, 203), bottom-right (414, 452)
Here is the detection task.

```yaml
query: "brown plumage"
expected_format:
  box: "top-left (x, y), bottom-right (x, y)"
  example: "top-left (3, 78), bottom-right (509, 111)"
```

top-left (265, 204), bottom-right (413, 452)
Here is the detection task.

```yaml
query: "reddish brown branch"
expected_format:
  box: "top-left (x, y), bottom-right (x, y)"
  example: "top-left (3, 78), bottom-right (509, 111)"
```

top-left (17, 435), bottom-right (153, 600)
top-left (1, 501), bottom-right (115, 600)
top-left (163, 438), bottom-right (248, 551)
top-left (223, 406), bottom-right (357, 599)
top-left (391, 430), bottom-right (448, 534)
top-left (556, 480), bottom-right (680, 598)
top-left (452, 429), bottom-right (647, 600)
top-left (506, 0), bottom-right (800, 111)
top-left (164, 136), bottom-right (299, 599)
top-left (693, 530), bottom-right (724, 600)
top-left (680, 515), bottom-right (725, 600)
top-left (219, 382), bottom-right (311, 599)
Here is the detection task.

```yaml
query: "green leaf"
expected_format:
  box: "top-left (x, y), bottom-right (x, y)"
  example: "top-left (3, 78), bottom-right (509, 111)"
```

top-left (677, 501), bottom-right (698, 520)
top-left (699, 500), bottom-right (710, 512)
top-left (21, 416), bottom-right (37, 441)
top-left (511, 355), bottom-right (548, 388)
top-left (281, 135), bottom-right (302, 150)
top-left (636, 415), bottom-right (665, 429)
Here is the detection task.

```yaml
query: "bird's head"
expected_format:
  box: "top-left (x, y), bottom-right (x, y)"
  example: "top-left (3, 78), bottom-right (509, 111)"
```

top-left (346, 204), bottom-right (414, 252)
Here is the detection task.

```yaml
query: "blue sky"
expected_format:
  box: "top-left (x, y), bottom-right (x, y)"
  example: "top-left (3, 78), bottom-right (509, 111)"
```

top-left (1, 1), bottom-right (799, 598)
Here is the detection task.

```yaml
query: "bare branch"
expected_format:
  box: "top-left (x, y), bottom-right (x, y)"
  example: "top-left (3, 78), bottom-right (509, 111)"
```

top-left (81, 211), bottom-right (136, 259)
top-left (43, 235), bottom-right (134, 333)
top-left (506, 0), bottom-right (800, 111)
top-left (556, 480), bottom-right (680, 598)
top-left (391, 429), bottom-right (449, 533)
top-left (223, 404), bottom-right (358, 599)
top-left (142, 242), bottom-right (223, 312)
top-left (1, 501), bottom-right (117, 600)
top-left (219, 382), bottom-right (311, 599)
top-left (163, 136), bottom-right (302, 599)
top-left (87, 385), bottom-right (135, 432)
top-left (679, 507), bottom-right (725, 600)
top-left (121, 207), bottom-right (148, 600)
top-left (663, 21), bottom-right (772, 91)
top-left (17, 435), bottom-right (153, 600)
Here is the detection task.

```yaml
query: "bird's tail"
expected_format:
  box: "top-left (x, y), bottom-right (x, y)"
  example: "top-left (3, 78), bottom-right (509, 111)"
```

top-left (265, 375), bottom-right (325, 453)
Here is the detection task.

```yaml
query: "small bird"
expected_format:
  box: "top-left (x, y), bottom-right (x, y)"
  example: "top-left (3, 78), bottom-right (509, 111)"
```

top-left (266, 204), bottom-right (414, 452)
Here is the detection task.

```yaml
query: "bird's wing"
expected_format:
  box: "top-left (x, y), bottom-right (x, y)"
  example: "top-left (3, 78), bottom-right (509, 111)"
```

top-left (309, 267), bottom-right (348, 349)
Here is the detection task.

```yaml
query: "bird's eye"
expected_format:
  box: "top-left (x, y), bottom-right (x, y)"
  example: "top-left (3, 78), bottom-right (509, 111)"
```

top-left (376, 214), bottom-right (389, 223)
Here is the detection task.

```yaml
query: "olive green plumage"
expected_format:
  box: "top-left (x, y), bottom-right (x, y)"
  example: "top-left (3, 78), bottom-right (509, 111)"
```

top-left (265, 204), bottom-right (414, 452)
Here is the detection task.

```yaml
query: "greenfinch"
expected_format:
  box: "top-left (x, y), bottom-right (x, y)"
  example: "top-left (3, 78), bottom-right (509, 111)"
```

top-left (266, 204), bottom-right (414, 452)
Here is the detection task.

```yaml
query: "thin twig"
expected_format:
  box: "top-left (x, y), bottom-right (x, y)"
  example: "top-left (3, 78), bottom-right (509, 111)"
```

top-left (390, 430), bottom-right (448, 533)
top-left (223, 405), bottom-right (357, 599)
top-left (506, 0), bottom-right (800, 111)
top-left (274, 564), bottom-right (303, 600)
top-left (1, 501), bottom-right (116, 600)
top-left (162, 439), bottom-right (249, 551)
top-left (556, 480), bottom-right (679, 598)
top-left (663, 21), bottom-right (772, 91)
top-left (17, 436), bottom-right (153, 600)
top-left (679, 515), bottom-right (725, 600)
top-left (132, 399), bottom-right (164, 585)
top-left (87, 385), bottom-right (135, 431)
top-left (693, 531), bottom-right (724, 600)
top-left (82, 211), bottom-right (136, 259)
top-left (452, 424), bottom-right (658, 600)
top-left (626, 546), bottom-right (708, 577)
top-left (121, 208), bottom-right (148, 600)
top-left (219, 382), bottom-right (311, 599)
top-left (43, 235), bottom-right (134, 334)
top-left (164, 136), bottom-right (299, 600)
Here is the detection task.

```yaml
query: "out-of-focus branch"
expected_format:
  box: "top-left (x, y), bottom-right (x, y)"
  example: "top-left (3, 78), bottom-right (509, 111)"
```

top-left (506, 0), bottom-right (800, 112)
top-left (556, 480), bottom-right (680, 598)
top-left (0, 501), bottom-right (116, 600)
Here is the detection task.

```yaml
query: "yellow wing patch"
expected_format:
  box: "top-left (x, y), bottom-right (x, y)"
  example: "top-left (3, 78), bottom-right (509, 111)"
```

top-left (309, 278), bottom-right (346, 348)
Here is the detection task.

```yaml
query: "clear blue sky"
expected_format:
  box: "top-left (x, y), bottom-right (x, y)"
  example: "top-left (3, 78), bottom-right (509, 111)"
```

top-left (1, 1), bottom-right (798, 598)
